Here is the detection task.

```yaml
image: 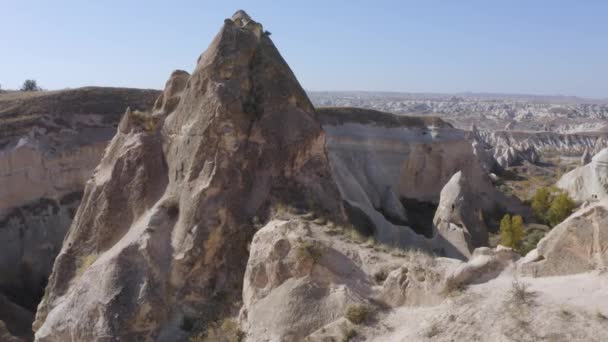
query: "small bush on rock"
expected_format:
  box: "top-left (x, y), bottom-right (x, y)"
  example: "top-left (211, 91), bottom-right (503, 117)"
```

top-left (296, 240), bottom-right (324, 263)
top-left (509, 279), bottom-right (534, 306)
top-left (345, 304), bottom-right (373, 325)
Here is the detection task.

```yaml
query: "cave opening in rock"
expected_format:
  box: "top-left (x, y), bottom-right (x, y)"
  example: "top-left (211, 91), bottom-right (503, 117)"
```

top-left (399, 197), bottom-right (438, 238)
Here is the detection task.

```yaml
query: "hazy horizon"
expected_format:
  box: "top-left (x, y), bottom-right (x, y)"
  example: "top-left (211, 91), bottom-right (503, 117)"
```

top-left (2, 1), bottom-right (607, 98)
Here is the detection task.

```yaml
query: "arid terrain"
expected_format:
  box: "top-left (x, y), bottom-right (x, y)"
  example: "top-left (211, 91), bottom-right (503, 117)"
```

top-left (0, 10), bottom-right (607, 342)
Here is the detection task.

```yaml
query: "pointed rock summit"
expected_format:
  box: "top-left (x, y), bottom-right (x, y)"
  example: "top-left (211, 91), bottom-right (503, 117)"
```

top-left (34, 11), bottom-right (344, 341)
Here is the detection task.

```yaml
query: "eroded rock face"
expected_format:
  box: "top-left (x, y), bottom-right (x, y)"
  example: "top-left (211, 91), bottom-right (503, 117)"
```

top-left (319, 108), bottom-right (529, 257)
top-left (241, 215), bottom-right (459, 341)
top-left (520, 201), bottom-right (608, 277)
top-left (431, 172), bottom-right (488, 259)
top-left (34, 11), bottom-right (344, 341)
top-left (241, 219), bottom-right (371, 341)
top-left (558, 148), bottom-right (608, 203)
top-left (475, 130), bottom-right (608, 162)
top-left (0, 87), bottom-right (158, 338)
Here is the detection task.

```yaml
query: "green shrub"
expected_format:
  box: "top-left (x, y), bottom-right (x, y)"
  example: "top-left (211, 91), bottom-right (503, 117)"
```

top-left (547, 192), bottom-right (575, 227)
top-left (531, 187), bottom-right (551, 223)
top-left (500, 214), bottom-right (524, 250)
top-left (530, 187), bottom-right (575, 227)
top-left (345, 305), bottom-right (372, 325)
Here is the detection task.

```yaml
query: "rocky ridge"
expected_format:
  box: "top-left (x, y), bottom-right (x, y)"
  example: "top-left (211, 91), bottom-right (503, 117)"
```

top-left (309, 91), bottom-right (608, 132)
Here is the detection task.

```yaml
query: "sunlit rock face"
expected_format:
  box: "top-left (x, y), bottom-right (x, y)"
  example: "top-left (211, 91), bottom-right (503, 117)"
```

top-left (558, 148), bottom-right (608, 203)
top-left (0, 87), bottom-right (158, 339)
top-left (34, 11), bottom-right (344, 341)
top-left (318, 108), bottom-right (529, 258)
top-left (520, 200), bottom-right (608, 277)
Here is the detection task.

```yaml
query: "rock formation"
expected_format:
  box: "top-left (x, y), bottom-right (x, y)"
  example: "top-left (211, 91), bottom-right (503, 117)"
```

top-left (520, 200), bottom-right (608, 277)
top-left (241, 213), bottom-right (454, 341)
top-left (0, 87), bottom-right (158, 339)
top-left (319, 107), bottom-right (529, 257)
top-left (34, 11), bottom-right (343, 341)
top-left (557, 148), bottom-right (608, 203)
top-left (431, 172), bottom-right (489, 259)
top-left (476, 130), bottom-right (608, 168)
top-left (241, 219), bottom-right (371, 341)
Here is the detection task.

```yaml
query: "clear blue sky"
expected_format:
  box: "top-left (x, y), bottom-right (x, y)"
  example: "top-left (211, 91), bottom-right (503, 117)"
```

top-left (2, 0), bottom-right (607, 98)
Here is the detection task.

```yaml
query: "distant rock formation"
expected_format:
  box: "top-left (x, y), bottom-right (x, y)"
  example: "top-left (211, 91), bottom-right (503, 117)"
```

top-left (477, 130), bottom-right (608, 168)
top-left (34, 10), bottom-right (344, 341)
top-left (493, 143), bottom-right (540, 169)
top-left (557, 148), bottom-right (608, 203)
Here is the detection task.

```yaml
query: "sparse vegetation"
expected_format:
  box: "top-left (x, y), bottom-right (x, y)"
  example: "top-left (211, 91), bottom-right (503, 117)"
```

top-left (296, 240), bottom-right (325, 263)
top-left (499, 214), bottom-right (525, 250)
top-left (509, 279), bottom-right (534, 306)
top-left (130, 110), bottom-right (158, 132)
top-left (21, 79), bottom-right (41, 91)
top-left (190, 318), bottom-right (244, 342)
top-left (345, 304), bottom-right (373, 325)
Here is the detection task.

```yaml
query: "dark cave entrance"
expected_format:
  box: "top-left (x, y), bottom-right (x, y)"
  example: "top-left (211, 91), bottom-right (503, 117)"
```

top-left (399, 197), bottom-right (438, 238)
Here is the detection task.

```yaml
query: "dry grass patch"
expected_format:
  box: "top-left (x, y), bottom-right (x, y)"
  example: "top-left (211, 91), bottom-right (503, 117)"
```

top-left (509, 279), bottom-right (535, 306)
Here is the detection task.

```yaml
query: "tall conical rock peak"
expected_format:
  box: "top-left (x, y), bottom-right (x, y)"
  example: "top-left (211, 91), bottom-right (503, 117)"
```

top-left (33, 11), bottom-right (344, 341)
